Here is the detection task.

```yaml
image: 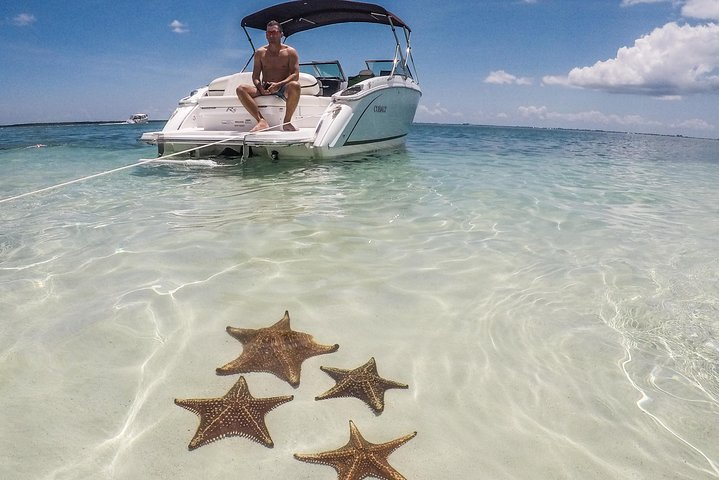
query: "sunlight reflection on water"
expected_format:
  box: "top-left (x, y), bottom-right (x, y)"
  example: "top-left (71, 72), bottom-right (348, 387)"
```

top-left (1, 124), bottom-right (718, 479)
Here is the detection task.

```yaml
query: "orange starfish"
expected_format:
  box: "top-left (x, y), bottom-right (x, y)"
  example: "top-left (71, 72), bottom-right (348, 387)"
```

top-left (174, 376), bottom-right (293, 450)
top-left (294, 420), bottom-right (417, 480)
top-left (216, 310), bottom-right (339, 387)
top-left (315, 357), bottom-right (409, 414)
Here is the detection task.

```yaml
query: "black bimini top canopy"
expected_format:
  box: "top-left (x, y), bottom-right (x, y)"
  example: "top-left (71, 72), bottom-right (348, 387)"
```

top-left (241, 0), bottom-right (411, 37)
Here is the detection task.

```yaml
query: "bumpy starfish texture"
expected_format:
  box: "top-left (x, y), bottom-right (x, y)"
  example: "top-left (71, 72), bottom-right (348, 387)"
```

top-left (216, 310), bottom-right (339, 387)
top-left (294, 420), bottom-right (417, 480)
top-left (315, 357), bottom-right (409, 414)
top-left (174, 376), bottom-right (293, 450)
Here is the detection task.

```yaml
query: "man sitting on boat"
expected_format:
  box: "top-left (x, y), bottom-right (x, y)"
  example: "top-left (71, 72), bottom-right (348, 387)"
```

top-left (236, 20), bottom-right (301, 132)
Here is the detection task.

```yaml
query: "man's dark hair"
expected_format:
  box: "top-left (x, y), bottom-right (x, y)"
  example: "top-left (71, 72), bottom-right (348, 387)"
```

top-left (267, 20), bottom-right (282, 32)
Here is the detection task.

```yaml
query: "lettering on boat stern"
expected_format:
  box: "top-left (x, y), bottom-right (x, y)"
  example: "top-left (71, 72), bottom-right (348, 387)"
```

top-left (373, 105), bottom-right (387, 113)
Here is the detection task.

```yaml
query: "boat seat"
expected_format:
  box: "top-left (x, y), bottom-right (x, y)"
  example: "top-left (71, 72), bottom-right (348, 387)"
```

top-left (348, 69), bottom-right (374, 86)
top-left (198, 93), bottom-right (331, 109)
top-left (209, 72), bottom-right (320, 96)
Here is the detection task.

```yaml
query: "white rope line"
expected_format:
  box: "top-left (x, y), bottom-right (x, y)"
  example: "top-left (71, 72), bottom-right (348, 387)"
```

top-left (0, 158), bottom-right (161, 205)
top-left (0, 115), bottom-right (323, 205)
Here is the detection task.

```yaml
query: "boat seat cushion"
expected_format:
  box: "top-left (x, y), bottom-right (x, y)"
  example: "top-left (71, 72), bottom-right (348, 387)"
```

top-left (217, 72), bottom-right (320, 96)
top-left (348, 69), bottom-right (374, 87)
top-left (198, 92), bottom-right (332, 109)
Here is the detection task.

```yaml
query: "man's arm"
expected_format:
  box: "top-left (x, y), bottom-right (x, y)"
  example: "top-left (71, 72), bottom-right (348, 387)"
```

top-left (251, 49), bottom-right (266, 93)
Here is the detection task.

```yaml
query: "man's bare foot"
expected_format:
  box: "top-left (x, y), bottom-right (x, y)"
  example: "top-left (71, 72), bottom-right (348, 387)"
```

top-left (283, 122), bottom-right (298, 131)
top-left (250, 119), bottom-right (269, 132)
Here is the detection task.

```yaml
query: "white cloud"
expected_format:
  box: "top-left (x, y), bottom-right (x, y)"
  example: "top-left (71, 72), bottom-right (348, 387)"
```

top-left (417, 103), bottom-right (463, 118)
top-left (621, 0), bottom-right (667, 6)
top-left (485, 70), bottom-right (533, 86)
top-left (513, 105), bottom-right (716, 136)
top-left (518, 105), bottom-right (548, 118)
top-left (682, 0), bottom-right (719, 20)
top-left (518, 105), bottom-right (666, 129)
top-left (543, 22), bottom-right (719, 96)
top-left (13, 13), bottom-right (36, 26)
top-left (415, 102), bottom-right (466, 123)
top-left (169, 20), bottom-right (189, 34)
top-left (672, 117), bottom-right (715, 130)
top-left (621, 0), bottom-right (719, 20)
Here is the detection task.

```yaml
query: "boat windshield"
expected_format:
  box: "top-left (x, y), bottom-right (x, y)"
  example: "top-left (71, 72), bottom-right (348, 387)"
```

top-left (300, 61), bottom-right (346, 81)
top-left (366, 60), bottom-right (413, 78)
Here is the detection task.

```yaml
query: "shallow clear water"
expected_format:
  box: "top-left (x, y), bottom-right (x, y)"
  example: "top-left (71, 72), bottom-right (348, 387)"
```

top-left (1, 123), bottom-right (718, 479)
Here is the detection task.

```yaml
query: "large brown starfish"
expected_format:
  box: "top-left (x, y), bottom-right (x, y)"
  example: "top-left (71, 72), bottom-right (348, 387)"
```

top-left (216, 310), bottom-right (339, 387)
top-left (315, 357), bottom-right (409, 414)
top-left (174, 376), bottom-right (293, 450)
top-left (294, 420), bottom-right (417, 480)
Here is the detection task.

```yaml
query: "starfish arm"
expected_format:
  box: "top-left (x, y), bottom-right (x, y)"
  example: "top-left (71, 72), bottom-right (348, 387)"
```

top-left (224, 375), bottom-right (252, 398)
top-left (364, 456), bottom-right (409, 480)
top-left (370, 431), bottom-right (418, 456)
top-left (291, 337), bottom-right (340, 364)
top-left (276, 310), bottom-right (292, 328)
top-left (252, 395), bottom-right (295, 415)
top-left (294, 447), bottom-right (360, 478)
top-left (364, 378), bottom-right (409, 413)
top-left (348, 420), bottom-right (368, 448)
top-left (361, 431), bottom-right (417, 479)
top-left (188, 403), bottom-right (233, 450)
top-left (215, 352), bottom-right (263, 376)
top-left (314, 376), bottom-right (384, 412)
top-left (314, 381), bottom-right (351, 402)
top-left (319, 365), bottom-right (352, 382)
top-left (294, 447), bottom-right (356, 464)
top-left (271, 333), bottom-right (339, 387)
top-left (226, 377), bottom-right (294, 409)
top-left (225, 325), bottom-right (262, 344)
top-left (235, 394), bottom-right (294, 448)
top-left (363, 358), bottom-right (410, 391)
top-left (174, 397), bottom-right (213, 417)
top-left (343, 457), bottom-right (372, 480)
top-left (216, 350), bottom-right (300, 385)
top-left (225, 310), bottom-right (291, 344)
top-left (361, 381), bottom-right (388, 413)
top-left (376, 377), bottom-right (410, 390)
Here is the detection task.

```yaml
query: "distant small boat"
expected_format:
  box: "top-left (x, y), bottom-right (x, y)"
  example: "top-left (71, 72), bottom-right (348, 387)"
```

top-left (126, 113), bottom-right (149, 124)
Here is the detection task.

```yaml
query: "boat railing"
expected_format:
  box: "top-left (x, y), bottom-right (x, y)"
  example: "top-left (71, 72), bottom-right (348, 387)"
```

top-left (385, 18), bottom-right (417, 83)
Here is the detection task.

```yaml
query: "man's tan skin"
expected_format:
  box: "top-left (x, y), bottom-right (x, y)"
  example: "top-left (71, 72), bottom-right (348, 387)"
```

top-left (236, 21), bottom-right (301, 132)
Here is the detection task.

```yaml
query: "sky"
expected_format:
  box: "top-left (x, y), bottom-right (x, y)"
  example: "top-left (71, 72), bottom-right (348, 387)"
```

top-left (1, 0), bottom-right (718, 138)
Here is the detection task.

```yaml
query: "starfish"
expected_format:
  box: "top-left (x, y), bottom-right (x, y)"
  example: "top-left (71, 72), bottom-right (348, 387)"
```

top-left (294, 420), bottom-right (417, 480)
top-left (174, 376), bottom-right (293, 450)
top-left (315, 357), bottom-right (409, 414)
top-left (216, 310), bottom-right (339, 387)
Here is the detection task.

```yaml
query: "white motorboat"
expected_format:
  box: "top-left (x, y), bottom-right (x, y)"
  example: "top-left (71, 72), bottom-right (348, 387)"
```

top-left (127, 113), bottom-right (149, 124)
top-left (140, 0), bottom-right (421, 160)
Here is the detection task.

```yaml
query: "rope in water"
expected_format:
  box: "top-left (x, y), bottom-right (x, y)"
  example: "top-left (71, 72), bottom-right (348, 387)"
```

top-left (0, 115), bottom-right (321, 205)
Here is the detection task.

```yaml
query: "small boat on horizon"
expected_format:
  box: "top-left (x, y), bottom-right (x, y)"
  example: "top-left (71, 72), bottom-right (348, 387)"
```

top-left (140, 0), bottom-right (421, 161)
top-left (126, 113), bottom-right (149, 124)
